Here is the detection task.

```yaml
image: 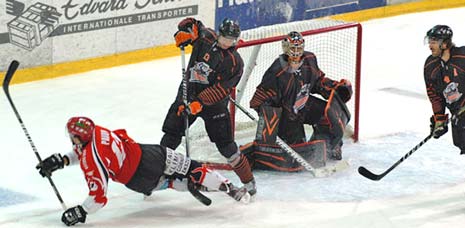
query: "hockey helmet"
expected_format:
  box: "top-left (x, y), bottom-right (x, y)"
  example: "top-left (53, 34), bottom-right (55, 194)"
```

top-left (67, 116), bottom-right (95, 144)
top-left (425, 25), bottom-right (453, 49)
top-left (426, 25), bottom-right (453, 41)
top-left (282, 31), bottom-right (305, 64)
top-left (219, 18), bottom-right (241, 39)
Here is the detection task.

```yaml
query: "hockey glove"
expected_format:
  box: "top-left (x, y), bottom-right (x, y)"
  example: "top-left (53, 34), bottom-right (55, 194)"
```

top-left (187, 101), bottom-right (203, 115)
top-left (174, 18), bottom-right (200, 47)
top-left (430, 114), bottom-right (448, 139)
top-left (61, 205), bottom-right (87, 226)
top-left (335, 79), bottom-right (353, 103)
top-left (36, 153), bottom-right (65, 177)
top-left (177, 101), bottom-right (203, 116)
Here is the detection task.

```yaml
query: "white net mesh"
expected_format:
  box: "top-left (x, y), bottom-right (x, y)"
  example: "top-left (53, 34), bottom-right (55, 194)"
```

top-left (233, 18), bottom-right (361, 141)
top-left (188, 18), bottom-right (361, 161)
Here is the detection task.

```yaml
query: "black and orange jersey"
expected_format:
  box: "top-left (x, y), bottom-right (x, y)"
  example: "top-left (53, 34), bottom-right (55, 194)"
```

top-left (424, 46), bottom-right (465, 115)
top-left (177, 26), bottom-right (244, 106)
top-left (250, 51), bottom-right (339, 114)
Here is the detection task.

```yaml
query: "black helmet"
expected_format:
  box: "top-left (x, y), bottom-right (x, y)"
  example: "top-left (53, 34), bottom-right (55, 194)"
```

top-left (426, 25), bottom-right (453, 40)
top-left (219, 18), bottom-right (241, 39)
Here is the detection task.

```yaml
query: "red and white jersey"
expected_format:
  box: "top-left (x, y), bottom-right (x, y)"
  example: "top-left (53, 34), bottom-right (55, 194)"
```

top-left (65, 126), bottom-right (142, 214)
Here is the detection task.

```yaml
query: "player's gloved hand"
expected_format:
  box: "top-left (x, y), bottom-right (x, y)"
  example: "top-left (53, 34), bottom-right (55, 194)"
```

top-left (187, 101), bottom-right (203, 115)
top-left (430, 114), bottom-right (448, 138)
top-left (174, 18), bottom-right (201, 47)
top-left (177, 104), bottom-right (186, 116)
top-left (335, 79), bottom-right (352, 103)
top-left (36, 153), bottom-right (65, 177)
top-left (62, 205), bottom-right (87, 226)
top-left (177, 101), bottom-right (203, 116)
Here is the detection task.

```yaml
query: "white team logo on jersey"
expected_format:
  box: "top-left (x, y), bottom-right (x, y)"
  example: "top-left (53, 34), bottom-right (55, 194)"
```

top-left (293, 83), bottom-right (311, 114)
top-left (190, 62), bottom-right (211, 84)
top-left (443, 82), bottom-right (462, 104)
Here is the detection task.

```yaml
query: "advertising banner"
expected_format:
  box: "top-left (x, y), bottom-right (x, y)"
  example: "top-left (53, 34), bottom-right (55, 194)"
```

top-left (216, 0), bottom-right (386, 30)
top-left (0, 0), bottom-right (214, 69)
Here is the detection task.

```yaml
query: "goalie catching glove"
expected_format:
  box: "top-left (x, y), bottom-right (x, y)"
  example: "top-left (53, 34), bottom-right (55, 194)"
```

top-left (334, 79), bottom-right (352, 103)
top-left (177, 101), bottom-right (203, 116)
top-left (174, 17), bottom-right (202, 47)
top-left (62, 205), bottom-right (87, 226)
top-left (36, 153), bottom-right (66, 177)
top-left (430, 114), bottom-right (448, 138)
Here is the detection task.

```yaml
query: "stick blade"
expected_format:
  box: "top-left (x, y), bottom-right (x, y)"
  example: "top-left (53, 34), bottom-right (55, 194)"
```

top-left (2, 60), bottom-right (20, 92)
top-left (358, 166), bottom-right (382, 181)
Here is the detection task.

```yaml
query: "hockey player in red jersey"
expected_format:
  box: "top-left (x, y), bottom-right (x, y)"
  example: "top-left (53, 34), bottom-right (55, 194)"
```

top-left (162, 18), bottom-right (256, 195)
top-left (36, 117), bottom-right (249, 226)
top-left (245, 31), bottom-right (352, 171)
top-left (424, 25), bottom-right (465, 154)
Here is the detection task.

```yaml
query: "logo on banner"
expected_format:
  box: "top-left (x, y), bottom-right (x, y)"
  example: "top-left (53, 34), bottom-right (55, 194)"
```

top-left (5, 0), bottom-right (62, 51)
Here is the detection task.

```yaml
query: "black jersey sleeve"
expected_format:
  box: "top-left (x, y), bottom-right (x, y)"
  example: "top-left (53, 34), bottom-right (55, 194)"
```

top-left (249, 59), bottom-right (281, 109)
top-left (306, 53), bottom-right (338, 99)
top-left (197, 49), bottom-right (244, 105)
top-left (423, 56), bottom-right (446, 114)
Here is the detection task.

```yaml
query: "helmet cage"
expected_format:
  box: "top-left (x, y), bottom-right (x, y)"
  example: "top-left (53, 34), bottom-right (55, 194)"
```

top-left (282, 31), bottom-right (305, 64)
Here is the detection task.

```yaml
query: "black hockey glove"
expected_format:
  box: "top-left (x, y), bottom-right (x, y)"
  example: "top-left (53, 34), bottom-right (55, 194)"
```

top-left (335, 79), bottom-right (353, 103)
top-left (430, 114), bottom-right (448, 139)
top-left (62, 205), bottom-right (87, 226)
top-left (36, 153), bottom-right (65, 177)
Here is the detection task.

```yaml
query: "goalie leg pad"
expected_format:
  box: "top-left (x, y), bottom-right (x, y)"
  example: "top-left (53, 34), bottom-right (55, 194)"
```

top-left (313, 90), bottom-right (350, 148)
top-left (255, 105), bottom-right (282, 144)
top-left (240, 140), bottom-right (326, 172)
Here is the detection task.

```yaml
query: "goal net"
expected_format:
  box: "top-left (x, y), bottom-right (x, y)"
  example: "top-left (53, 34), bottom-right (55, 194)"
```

top-left (187, 19), bottom-right (361, 162)
top-left (231, 19), bottom-right (361, 142)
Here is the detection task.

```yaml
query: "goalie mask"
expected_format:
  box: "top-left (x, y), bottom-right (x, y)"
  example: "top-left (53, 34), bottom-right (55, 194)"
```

top-left (67, 116), bottom-right (95, 145)
top-left (282, 31), bottom-right (305, 64)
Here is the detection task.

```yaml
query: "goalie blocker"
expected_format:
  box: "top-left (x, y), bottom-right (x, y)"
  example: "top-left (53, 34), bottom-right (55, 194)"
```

top-left (242, 90), bottom-right (350, 172)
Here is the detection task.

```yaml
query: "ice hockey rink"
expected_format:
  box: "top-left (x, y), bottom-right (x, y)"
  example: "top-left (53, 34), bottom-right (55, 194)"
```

top-left (1, 6), bottom-right (465, 228)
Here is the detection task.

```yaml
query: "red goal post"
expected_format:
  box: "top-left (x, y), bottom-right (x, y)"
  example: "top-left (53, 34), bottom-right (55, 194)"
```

top-left (230, 19), bottom-right (362, 142)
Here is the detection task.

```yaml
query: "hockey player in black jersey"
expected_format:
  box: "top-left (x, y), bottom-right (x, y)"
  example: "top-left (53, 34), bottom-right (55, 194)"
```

top-left (424, 25), bottom-right (465, 154)
top-left (161, 18), bottom-right (256, 196)
top-left (244, 31), bottom-right (352, 171)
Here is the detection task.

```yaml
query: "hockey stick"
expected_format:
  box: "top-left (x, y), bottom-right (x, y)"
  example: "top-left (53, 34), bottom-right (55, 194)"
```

top-left (358, 134), bottom-right (433, 181)
top-left (228, 97), bottom-right (317, 176)
top-left (2, 60), bottom-right (67, 210)
top-left (180, 46), bottom-right (190, 157)
top-left (179, 46), bottom-right (211, 206)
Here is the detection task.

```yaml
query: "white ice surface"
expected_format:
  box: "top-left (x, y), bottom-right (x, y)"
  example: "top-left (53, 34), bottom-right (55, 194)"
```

top-left (2, 7), bottom-right (465, 228)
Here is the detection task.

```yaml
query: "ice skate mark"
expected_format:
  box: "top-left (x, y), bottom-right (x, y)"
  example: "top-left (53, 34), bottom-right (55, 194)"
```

top-left (379, 87), bottom-right (426, 99)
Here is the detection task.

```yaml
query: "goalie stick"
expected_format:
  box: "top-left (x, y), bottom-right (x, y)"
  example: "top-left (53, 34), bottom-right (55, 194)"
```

top-left (358, 134), bottom-right (433, 181)
top-left (179, 46), bottom-right (211, 206)
top-left (2, 60), bottom-right (67, 210)
top-left (229, 97), bottom-right (318, 176)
